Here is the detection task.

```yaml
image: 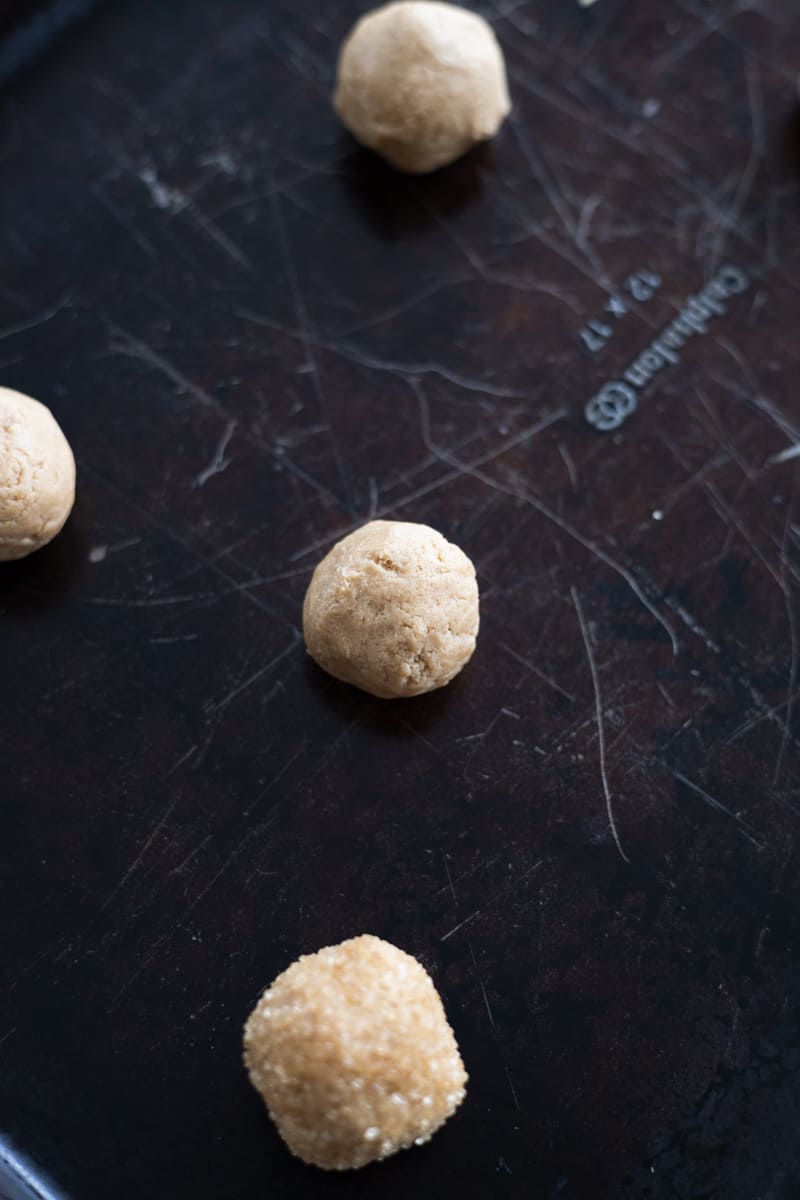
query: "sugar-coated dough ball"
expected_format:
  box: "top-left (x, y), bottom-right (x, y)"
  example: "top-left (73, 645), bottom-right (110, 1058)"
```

top-left (0, 387), bottom-right (76, 561)
top-left (334, 0), bottom-right (511, 173)
top-left (243, 934), bottom-right (467, 1170)
top-left (303, 519), bottom-right (479, 699)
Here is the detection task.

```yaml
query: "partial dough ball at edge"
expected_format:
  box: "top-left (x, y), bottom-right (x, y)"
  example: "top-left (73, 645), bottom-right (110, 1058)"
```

top-left (303, 519), bottom-right (480, 698)
top-left (334, 0), bottom-right (511, 173)
top-left (243, 934), bottom-right (468, 1170)
top-left (0, 386), bottom-right (76, 562)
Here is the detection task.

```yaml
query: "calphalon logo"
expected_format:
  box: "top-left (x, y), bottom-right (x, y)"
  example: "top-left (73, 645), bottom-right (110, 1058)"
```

top-left (585, 265), bottom-right (751, 431)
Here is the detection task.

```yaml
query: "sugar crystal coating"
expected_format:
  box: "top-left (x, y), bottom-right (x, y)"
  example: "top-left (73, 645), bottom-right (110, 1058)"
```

top-left (243, 934), bottom-right (467, 1170)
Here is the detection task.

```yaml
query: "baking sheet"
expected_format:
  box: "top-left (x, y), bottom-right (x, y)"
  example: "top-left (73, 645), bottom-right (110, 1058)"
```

top-left (1, 2), bottom-right (800, 1197)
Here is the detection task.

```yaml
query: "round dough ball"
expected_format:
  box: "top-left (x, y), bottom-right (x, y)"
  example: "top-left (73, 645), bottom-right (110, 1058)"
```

top-left (0, 386), bottom-right (76, 562)
top-left (303, 519), bottom-right (479, 699)
top-left (243, 934), bottom-right (467, 1170)
top-left (333, 0), bottom-right (511, 173)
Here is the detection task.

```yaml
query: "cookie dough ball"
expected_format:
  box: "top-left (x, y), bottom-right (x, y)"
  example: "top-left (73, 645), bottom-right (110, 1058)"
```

top-left (303, 519), bottom-right (479, 698)
top-left (333, 1), bottom-right (511, 173)
top-left (0, 387), bottom-right (76, 561)
top-left (243, 934), bottom-right (467, 1170)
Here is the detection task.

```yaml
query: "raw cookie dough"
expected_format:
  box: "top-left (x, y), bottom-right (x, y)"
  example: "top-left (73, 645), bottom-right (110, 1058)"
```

top-left (303, 519), bottom-right (479, 698)
top-left (243, 934), bottom-right (467, 1170)
top-left (0, 386), bottom-right (76, 561)
top-left (333, 0), bottom-right (511, 173)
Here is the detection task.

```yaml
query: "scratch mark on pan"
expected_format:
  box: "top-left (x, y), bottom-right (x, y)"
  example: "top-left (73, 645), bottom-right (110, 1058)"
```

top-left (654, 3), bottom-right (740, 73)
top-left (411, 382), bottom-right (678, 652)
top-left (557, 441), bottom-right (579, 491)
top-left (193, 419), bottom-right (237, 488)
top-left (337, 346), bottom-right (524, 397)
top-left (430, 459), bottom-right (679, 654)
top-left (236, 305), bottom-right (526, 398)
top-left (169, 745), bottom-right (198, 775)
top-left (287, 405), bottom-right (566, 563)
top-left (274, 444), bottom-right (344, 509)
top-left (663, 595), bottom-right (721, 654)
top-left (659, 430), bottom-right (786, 601)
top-left (725, 688), bottom-right (800, 748)
top-left (576, 193), bottom-right (602, 253)
top-left (478, 980), bottom-right (496, 1029)
top-left (88, 536), bottom-right (142, 563)
top-left (100, 796), bottom-right (181, 911)
top-left (171, 835), bottom-right (212, 877)
top-left (508, 112), bottom-right (579, 250)
top-left (504, 118), bottom-right (633, 293)
top-left (81, 458), bottom-right (302, 640)
top-left (774, 507), bottom-right (797, 787)
top-left (330, 270), bottom-right (472, 337)
top-left (366, 475), bottom-right (379, 520)
top-left (206, 637), bottom-right (302, 716)
top-left (673, 770), bottom-right (764, 849)
top-left (717, 336), bottom-right (800, 444)
top-left (572, 587), bottom-right (629, 863)
top-left (92, 184), bottom-right (158, 258)
top-left (188, 203), bottom-right (254, 270)
top-left (0, 300), bottom-right (65, 342)
top-left (705, 479), bottom-right (785, 593)
top-left (466, 939), bottom-right (496, 1028)
top-left (504, 1066), bottom-right (521, 1111)
top-left (267, 178), bottom-right (354, 511)
top-left (239, 564), bottom-right (315, 587)
top-left (709, 60), bottom-right (763, 271)
top-left (440, 910), bottom-right (481, 942)
top-left (138, 165), bottom-right (186, 211)
top-left (108, 327), bottom-right (229, 418)
top-left (243, 745), bottom-right (310, 819)
top-left (138, 165), bottom-right (253, 268)
top-left (499, 641), bottom-right (576, 702)
top-left (443, 854), bottom-right (458, 903)
top-left (769, 443), bottom-right (800, 466)
top-left (204, 149), bottom-right (348, 223)
top-left (111, 820), bottom-right (267, 1005)
top-left (149, 634), bottom-right (200, 645)
top-left (86, 592), bottom-right (216, 608)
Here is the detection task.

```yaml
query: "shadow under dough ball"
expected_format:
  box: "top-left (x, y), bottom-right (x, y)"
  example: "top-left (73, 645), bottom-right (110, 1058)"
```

top-left (0, 386), bottom-right (76, 562)
top-left (333, 0), bottom-right (511, 173)
top-left (243, 935), bottom-right (468, 1170)
top-left (302, 519), bottom-right (480, 699)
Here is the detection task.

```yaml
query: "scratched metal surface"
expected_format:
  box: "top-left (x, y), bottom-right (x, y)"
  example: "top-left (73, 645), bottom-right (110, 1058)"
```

top-left (0, 1), bottom-right (104, 89)
top-left (1, 1), bottom-right (800, 1198)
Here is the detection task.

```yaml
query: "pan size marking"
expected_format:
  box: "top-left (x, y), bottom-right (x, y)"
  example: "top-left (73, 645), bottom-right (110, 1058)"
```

top-left (584, 265), bottom-right (751, 432)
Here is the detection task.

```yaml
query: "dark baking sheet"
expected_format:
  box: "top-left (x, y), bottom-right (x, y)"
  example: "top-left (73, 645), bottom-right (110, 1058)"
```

top-left (1, 2), bottom-right (800, 1198)
top-left (0, 0), bottom-right (103, 87)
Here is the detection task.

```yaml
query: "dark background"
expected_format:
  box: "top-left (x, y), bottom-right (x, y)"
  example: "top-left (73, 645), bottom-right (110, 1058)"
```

top-left (1, 1), bottom-right (800, 1197)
